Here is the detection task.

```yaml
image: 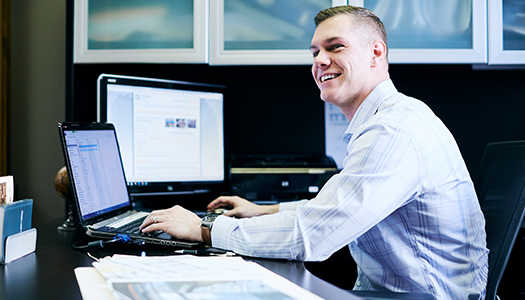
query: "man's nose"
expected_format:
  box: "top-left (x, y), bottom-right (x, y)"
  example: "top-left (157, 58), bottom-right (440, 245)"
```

top-left (313, 50), bottom-right (330, 68)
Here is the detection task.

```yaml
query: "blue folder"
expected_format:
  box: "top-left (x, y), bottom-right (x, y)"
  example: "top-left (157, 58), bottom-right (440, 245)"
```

top-left (0, 199), bottom-right (33, 262)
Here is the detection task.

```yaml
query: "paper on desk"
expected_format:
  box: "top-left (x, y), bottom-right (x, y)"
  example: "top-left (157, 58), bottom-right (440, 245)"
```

top-left (75, 267), bottom-right (114, 300)
top-left (93, 254), bottom-right (251, 282)
top-left (90, 254), bottom-right (324, 300)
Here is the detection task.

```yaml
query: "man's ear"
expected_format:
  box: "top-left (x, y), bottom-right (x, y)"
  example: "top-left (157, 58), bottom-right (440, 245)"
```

top-left (370, 39), bottom-right (387, 67)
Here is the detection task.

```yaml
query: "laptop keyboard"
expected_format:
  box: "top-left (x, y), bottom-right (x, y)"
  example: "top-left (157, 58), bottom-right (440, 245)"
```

top-left (109, 216), bottom-right (163, 237)
top-left (117, 217), bottom-right (145, 233)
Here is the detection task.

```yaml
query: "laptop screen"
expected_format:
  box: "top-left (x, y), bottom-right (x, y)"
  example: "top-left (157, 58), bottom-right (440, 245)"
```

top-left (62, 126), bottom-right (130, 221)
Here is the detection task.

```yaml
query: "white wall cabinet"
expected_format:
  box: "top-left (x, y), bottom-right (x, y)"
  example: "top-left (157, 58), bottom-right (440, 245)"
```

top-left (73, 0), bottom-right (524, 65)
top-left (488, 0), bottom-right (525, 64)
top-left (348, 0), bottom-right (488, 64)
top-left (209, 0), bottom-right (346, 65)
top-left (74, 0), bottom-right (208, 63)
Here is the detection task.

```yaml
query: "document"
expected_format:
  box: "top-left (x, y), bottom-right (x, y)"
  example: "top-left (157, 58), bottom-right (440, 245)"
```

top-left (0, 175), bottom-right (13, 204)
top-left (76, 254), bottom-right (324, 300)
top-left (93, 255), bottom-right (254, 282)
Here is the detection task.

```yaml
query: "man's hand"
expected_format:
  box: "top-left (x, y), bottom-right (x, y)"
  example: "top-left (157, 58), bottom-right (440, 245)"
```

top-left (139, 205), bottom-right (203, 242)
top-left (139, 196), bottom-right (279, 244)
top-left (207, 196), bottom-right (279, 218)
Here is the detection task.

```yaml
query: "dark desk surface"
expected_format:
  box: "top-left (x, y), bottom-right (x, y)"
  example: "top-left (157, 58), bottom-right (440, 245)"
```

top-left (0, 219), bottom-right (360, 300)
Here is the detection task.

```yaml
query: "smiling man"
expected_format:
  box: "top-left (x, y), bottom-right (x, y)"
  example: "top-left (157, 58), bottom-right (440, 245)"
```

top-left (140, 6), bottom-right (489, 300)
top-left (310, 7), bottom-right (389, 121)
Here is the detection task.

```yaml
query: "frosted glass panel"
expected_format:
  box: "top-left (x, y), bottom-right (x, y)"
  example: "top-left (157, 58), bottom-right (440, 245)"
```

top-left (87, 0), bottom-right (194, 50)
top-left (223, 0), bottom-right (331, 50)
top-left (363, 0), bottom-right (473, 49)
top-left (503, 0), bottom-right (525, 50)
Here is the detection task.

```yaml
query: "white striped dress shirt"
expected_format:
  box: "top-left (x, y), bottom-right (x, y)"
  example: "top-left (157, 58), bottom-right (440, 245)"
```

top-left (212, 79), bottom-right (488, 300)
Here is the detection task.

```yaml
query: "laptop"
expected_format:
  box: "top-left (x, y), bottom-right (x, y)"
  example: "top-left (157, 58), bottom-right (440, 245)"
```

top-left (58, 121), bottom-right (201, 249)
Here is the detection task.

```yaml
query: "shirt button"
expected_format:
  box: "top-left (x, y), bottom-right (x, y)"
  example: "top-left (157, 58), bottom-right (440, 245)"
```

top-left (356, 281), bottom-right (361, 286)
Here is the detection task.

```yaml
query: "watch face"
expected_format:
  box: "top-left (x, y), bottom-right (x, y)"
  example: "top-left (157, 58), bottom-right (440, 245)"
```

top-left (202, 214), bottom-right (219, 228)
top-left (203, 214), bottom-right (218, 223)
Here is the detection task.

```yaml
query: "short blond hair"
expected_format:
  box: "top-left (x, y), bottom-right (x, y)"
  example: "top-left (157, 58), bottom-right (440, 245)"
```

top-left (315, 5), bottom-right (388, 53)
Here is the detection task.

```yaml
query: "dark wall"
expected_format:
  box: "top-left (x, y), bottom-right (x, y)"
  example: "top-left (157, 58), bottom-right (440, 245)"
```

top-left (70, 63), bottom-right (525, 179)
top-left (71, 64), bottom-right (326, 158)
top-left (389, 64), bottom-right (525, 178)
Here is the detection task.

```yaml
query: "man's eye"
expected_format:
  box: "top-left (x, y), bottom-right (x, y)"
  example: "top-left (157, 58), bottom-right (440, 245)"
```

top-left (331, 44), bottom-right (344, 51)
top-left (312, 51), bottom-right (319, 58)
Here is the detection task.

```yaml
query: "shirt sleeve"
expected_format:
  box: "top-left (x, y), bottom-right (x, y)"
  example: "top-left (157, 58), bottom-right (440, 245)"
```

top-left (212, 121), bottom-right (420, 261)
top-left (279, 200), bottom-right (308, 212)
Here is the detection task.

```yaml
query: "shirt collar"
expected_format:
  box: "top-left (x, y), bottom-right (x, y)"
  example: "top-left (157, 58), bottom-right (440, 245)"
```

top-left (342, 79), bottom-right (398, 143)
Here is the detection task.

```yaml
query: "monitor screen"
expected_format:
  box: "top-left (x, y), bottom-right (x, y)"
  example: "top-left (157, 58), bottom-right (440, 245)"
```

top-left (97, 74), bottom-right (225, 196)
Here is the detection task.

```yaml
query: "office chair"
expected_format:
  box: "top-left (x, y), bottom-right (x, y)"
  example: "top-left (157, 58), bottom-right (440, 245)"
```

top-left (469, 141), bottom-right (525, 300)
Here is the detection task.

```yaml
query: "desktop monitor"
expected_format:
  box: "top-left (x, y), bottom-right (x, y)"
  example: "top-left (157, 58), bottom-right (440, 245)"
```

top-left (97, 74), bottom-right (225, 197)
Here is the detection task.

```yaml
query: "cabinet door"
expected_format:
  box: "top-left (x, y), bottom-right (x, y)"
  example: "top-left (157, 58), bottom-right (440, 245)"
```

top-left (349, 0), bottom-right (487, 63)
top-left (489, 0), bottom-right (525, 64)
top-left (74, 0), bottom-right (208, 63)
top-left (209, 0), bottom-right (347, 66)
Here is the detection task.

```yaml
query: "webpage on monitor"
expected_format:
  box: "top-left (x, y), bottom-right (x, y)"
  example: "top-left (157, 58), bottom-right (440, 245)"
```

top-left (105, 83), bottom-right (224, 185)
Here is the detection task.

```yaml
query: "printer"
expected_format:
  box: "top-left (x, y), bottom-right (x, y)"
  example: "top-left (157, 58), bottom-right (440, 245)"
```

top-left (228, 154), bottom-right (338, 202)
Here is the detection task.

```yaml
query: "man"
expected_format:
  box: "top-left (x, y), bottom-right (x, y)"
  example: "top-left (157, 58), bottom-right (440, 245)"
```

top-left (141, 5), bottom-right (488, 299)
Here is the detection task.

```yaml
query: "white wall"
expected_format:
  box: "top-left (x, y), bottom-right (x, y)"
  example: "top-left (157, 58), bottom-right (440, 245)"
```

top-left (11, 0), bottom-right (66, 225)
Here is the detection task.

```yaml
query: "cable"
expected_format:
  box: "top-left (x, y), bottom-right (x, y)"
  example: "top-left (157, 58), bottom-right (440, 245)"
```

top-left (72, 234), bottom-right (133, 251)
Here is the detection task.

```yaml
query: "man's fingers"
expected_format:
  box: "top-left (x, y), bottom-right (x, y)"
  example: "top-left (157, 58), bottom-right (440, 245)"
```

top-left (141, 222), bottom-right (159, 233)
top-left (222, 208), bottom-right (238, 217)
top-left (207, 198), bottom-right (233, 210)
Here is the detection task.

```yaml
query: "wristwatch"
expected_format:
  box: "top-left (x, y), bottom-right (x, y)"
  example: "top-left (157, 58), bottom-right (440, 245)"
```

top-left (201, 214), bottom-right (219, 230)
top-left (200, 214), bottom-right (219, 245)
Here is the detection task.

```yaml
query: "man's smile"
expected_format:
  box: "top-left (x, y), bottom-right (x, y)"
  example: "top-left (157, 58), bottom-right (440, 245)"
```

top-left (320, 73), bottom-right (341, 83)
